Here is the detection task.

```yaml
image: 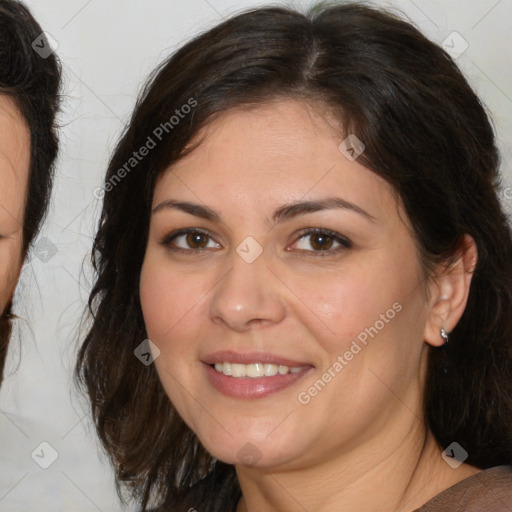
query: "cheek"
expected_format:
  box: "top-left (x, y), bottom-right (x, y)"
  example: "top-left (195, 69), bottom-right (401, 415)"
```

top-left (283, 250), bottom-right (419, 346)
top-left (0, 238), bottom-right (23, 313)
top-left (139, 253), bottom-right (213, 431)
top-left (139, 253), bottom-right (211, 347)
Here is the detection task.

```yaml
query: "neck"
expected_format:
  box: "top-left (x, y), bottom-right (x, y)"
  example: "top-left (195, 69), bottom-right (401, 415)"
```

top-left (235, 425), bottom-right (479, 512)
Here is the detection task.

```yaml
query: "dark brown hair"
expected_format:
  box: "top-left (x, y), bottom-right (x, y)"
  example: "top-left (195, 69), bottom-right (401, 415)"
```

top-left (0, 0), bottom-right (61, 383)
top-left (76, 2), bottom-right (512, 510)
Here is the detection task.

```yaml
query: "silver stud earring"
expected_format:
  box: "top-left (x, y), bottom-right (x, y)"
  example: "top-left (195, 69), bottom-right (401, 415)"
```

top-left (440, 328), bottom-right (449, 345)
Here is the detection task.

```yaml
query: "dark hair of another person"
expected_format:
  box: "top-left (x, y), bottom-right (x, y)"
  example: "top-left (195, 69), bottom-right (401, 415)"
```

top-left (76, 3), bottom-right (512, 510)
top-left (0, 0), bottom-right (61, 383)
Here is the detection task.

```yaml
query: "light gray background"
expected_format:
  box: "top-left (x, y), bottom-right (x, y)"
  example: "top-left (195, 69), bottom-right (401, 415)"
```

top-left (0, 0), bottom-right (510, 510)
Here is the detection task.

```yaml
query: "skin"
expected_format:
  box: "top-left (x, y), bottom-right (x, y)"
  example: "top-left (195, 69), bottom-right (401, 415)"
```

top-left (140, 99), bottom-right (479, 512)
top-left (0, 95), bottom-right (29, 328)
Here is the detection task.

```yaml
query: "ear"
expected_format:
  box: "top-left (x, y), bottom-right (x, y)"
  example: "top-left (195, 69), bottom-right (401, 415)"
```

top-left (424, 234), bottom-right (478, 347)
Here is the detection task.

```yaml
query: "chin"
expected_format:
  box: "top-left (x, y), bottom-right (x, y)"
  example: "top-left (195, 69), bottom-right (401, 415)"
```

top-left (210, 446), bottom-right (286, 469)
top-left (195, 425), bottom-right (300, 469)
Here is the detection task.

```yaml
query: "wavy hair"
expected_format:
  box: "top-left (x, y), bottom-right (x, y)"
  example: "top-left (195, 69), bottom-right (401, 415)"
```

top-left (0, 0), bottom-right (61, 383)
top-left (76, 3), bottom-right (512, 510)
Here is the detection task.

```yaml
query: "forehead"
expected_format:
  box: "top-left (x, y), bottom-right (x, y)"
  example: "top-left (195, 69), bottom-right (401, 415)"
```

top-left (153, 99), bottom-right (397, 220)
top-left (0, 94), bottom-right (30, 168)
top-left (0, 94), bottom-right (31, 228)
top-left (170, 99), bottom-right (343, 177)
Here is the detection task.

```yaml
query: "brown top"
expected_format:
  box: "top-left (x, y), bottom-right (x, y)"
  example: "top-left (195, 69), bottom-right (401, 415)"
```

top-left (414, 465), bottom-right (512, 511)
top-left (152, 465), bottom-right (512, 511)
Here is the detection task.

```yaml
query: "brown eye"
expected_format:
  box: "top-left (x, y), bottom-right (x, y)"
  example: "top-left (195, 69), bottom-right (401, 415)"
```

top-left (186, 231), bottom-right (209, 248)
top-left (309, 233), bottom-right (334, 251)
top-left (292, 229), bottom-right (352, 255)
top-left (163, 229), bottom-right (221, 251)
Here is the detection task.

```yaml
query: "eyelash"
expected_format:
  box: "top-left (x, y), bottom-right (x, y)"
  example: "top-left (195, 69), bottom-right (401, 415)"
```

top-left (161, 229), bottom-right (218, 254)
top-left (292, 228), bottom-right (352, 256)
top-left (160, 228), bottom-right (352, 256)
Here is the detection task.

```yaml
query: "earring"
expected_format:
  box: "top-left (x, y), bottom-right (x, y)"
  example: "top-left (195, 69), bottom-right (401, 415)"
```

top-left (440, 328), bottom-right (450, 375)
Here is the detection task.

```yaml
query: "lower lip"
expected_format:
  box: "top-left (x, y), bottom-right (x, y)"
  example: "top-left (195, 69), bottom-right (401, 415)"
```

top-left (203, 363), bottom-right (313, 399)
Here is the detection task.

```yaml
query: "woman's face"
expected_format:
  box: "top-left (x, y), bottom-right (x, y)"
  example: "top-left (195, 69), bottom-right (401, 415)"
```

top-left (0, 95), bottom-right (29, 314)
top-left (140, 99), bottom-right (435, 469)
top-left (0, 94), bottom-right (30, 383)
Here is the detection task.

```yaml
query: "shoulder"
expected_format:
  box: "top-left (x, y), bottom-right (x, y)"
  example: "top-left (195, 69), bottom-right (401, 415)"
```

top-left (416, 465), bottom-right (512, 512)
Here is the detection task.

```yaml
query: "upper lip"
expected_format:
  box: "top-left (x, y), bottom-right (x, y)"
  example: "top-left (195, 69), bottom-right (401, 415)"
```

top-left (202, 350), bottom-right (311, 367)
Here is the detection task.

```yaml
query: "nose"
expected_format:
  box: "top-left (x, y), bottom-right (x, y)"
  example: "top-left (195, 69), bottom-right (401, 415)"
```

top-left (208, 248), bottom-right (286, 332)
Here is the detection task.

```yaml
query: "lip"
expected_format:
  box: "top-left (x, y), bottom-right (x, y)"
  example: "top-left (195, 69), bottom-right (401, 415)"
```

top-left (201, 350), bottom-right (309, 367)
top-left (202, 352), bottom-right (314, 399)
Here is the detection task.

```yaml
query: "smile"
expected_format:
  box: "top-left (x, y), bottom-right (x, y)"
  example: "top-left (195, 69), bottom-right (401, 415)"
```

top-left (213, 362), bottom-right (305, 377)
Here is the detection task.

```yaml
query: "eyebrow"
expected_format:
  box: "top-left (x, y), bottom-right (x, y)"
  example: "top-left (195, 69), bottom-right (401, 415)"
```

top-left (152, 200), bottom-right (222, 222)
top-left (272, 197), bottom-right (376, 224)
top-left (152, 197), bottom-right (376, 224)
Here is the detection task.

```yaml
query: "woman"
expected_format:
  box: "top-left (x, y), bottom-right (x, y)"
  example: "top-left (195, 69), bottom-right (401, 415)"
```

top-left (0, 0), bottom-right (61, 384)
top-left (77, 3), bottom-right (512, 511)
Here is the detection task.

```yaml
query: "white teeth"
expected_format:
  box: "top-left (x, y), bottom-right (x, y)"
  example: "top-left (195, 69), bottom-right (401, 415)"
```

top-left (264, 364), bottom-right (278, 376)
top-left (213, 362), bottom-right (305, 378)
top-left (246, 363), bottom-right (264, 378)
top-left (231, 363), bottom-right (246, 378)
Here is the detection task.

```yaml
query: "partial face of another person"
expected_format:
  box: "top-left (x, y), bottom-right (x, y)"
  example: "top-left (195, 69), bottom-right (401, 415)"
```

top-left (140, 99), bottom-right (439, 470)
top-left (0, 95), bottom-right (30, 377)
